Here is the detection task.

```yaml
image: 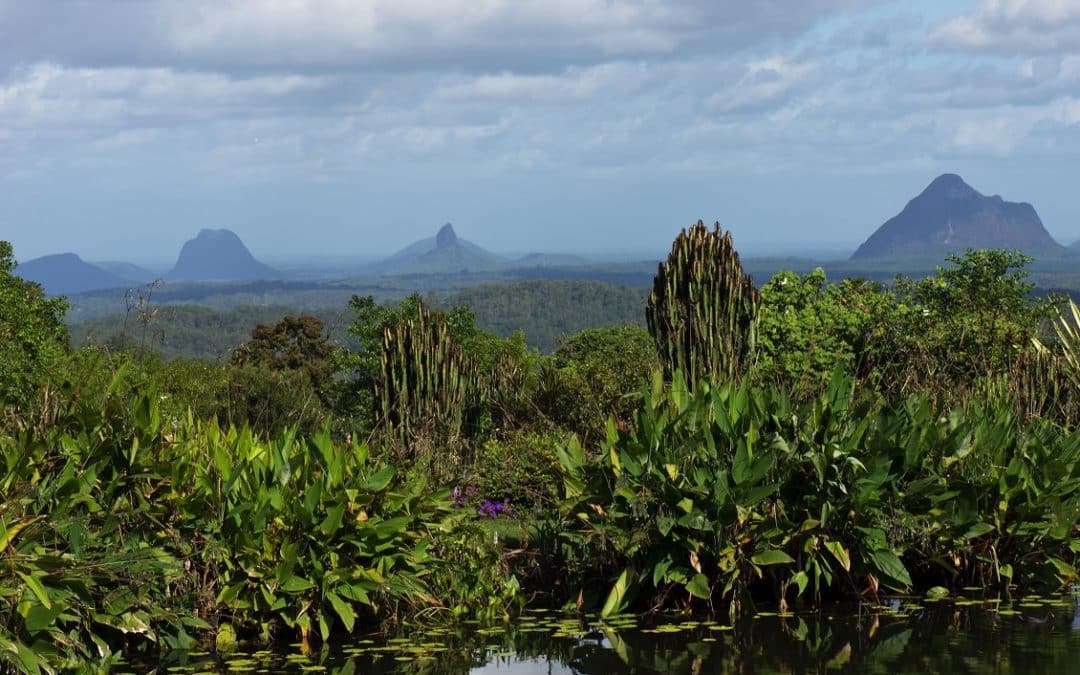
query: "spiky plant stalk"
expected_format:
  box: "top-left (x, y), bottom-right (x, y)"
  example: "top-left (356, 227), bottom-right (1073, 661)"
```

top-left (376, 302), bottom-right (480, 448)
top-left (1039, 298), bottom-right (1080, 380)
top-left (646, 220), bottom-right (760, 387)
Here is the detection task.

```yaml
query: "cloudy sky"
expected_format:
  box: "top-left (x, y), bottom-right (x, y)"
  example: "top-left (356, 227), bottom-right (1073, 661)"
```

top-left (2, 0), bottom-right (1080, 264)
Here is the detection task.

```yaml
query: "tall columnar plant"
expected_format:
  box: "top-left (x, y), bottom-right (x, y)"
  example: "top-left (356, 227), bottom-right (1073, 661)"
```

top-left (375, 301), bottom-right (481, 446)
top-left (646, 221), bottom-right (760, 387)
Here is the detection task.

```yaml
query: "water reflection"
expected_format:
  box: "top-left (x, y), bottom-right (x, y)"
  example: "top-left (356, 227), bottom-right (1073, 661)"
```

top-left (150, 593), bottom-right (1080, 674)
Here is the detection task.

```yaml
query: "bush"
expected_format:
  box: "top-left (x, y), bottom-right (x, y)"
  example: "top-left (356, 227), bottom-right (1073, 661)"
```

top-left (755, 269), bottom-right (897, 393)
top-left (0, 241), bottom-right (69, 409)
top-left (536, 326), bottom-right (657, 441)
top-left (472, 431), bottom-right (566, 514)
top-left (0, 386), bottom-right (523, 667)
top-left (557, 370), bottom-right (1080, 618)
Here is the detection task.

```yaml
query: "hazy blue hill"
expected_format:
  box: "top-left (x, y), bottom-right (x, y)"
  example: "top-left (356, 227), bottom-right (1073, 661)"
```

top-left (372, 223), bottom-right (504, 275)
top-left (510, 253), bottom-right (589, 267)
top-left (93, 261), bottom-right (160, 284)
top-left (15, 253), bottom-right (130, 295)
top-left (852, 174), bottom-right (1064, 260)
top-left (168, 229), bottom-right (279, 282)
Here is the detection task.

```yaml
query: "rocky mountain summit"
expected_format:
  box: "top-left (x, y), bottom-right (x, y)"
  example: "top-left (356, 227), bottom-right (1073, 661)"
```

top-left (168, 229), bottom-right (277, 281)
top-left (372, 223), bottom-right (503, 275)
top-left (852, 174), bottom-right (1063, 259)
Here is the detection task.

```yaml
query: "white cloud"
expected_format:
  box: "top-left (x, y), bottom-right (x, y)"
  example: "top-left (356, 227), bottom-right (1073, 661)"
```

top-left (0, 63), bottom-right (334, 130)
top-left (1, 0), bottom-right (1079, 187)
top-left (1, 1), bottom-right (874, 71)
top-left (706, 57), bottom-right (822, 115)
top-left (435, 63), bottom-right (655, 104)
top-left (933, 0), bottom-right (1080, 53)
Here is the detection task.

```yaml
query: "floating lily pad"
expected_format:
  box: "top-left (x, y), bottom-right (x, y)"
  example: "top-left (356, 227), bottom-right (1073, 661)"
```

top-left (925, 586), bottom-right (950, 599)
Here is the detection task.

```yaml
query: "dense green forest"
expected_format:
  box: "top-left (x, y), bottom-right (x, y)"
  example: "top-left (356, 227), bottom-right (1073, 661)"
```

top-left (69, 279), bottom-right (647, 359)
top-left (70, 304), bottom-right (351, 361)
top-left (1, 228), bottom-right (1077, 671)
top-left (429, 280), bottom-right (645, 352)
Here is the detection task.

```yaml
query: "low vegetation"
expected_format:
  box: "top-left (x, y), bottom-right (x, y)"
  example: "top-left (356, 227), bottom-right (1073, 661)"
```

top-left (1, 223), bottom-right (1077, 671)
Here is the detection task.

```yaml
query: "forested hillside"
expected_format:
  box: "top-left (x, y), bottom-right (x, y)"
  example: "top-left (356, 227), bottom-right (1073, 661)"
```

top-left (70, 304), bottom-right (350, 361)
top-left (435, 280), bottom-right (646, 352)
top-left (68, 279), bottom-right (648, 359)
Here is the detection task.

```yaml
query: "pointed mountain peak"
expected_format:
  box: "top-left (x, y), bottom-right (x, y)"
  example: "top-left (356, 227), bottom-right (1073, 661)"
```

top-left (374, 223), bottom-right (503, 275)
top-left (921, 173), bottom-right (978, 199)
top-left (851, 174), bottom-right (1062, 260)
top-left (435, 223), bottom-right (458, 248)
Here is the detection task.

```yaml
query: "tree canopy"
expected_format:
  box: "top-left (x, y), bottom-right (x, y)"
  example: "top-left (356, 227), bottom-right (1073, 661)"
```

top-left (0, 241), bottom-right (69, 407)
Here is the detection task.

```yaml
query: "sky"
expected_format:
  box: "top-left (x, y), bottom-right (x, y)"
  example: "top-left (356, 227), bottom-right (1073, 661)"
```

top-left (2, 0), bottom-right (1080, 264)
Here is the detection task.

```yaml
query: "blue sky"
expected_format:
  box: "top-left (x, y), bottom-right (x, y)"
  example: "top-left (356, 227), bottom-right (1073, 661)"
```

top-left (2, 0), bottom-right (1080, 264)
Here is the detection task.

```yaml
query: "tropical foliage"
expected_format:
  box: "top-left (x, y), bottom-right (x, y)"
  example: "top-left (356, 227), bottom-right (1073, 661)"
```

top-left (0, 242), bottom-right (69, 408)
top-left (557, 371), bottom-right (1079, 619)
top-left (2, 232), bottom-right (1079, 671)
top-left (0, 369), bottom-right (520, 671)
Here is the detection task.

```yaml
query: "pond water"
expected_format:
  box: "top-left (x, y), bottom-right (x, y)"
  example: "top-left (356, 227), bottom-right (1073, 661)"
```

top-left (139, 591), bottom-right (1079, 674)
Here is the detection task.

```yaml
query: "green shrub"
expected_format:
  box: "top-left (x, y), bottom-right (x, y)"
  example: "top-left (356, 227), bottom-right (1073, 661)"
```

top-left (755, 269), bottom-right (898, 393)
top-left (473, 432), bottom-right (565, 514)
top-left (0, 376), bottom-right (524, 668)
top-left (535, 326), bottom-right (657, 441)
top-left (557, 370), bottom-right (1079, 618)
top-left (0, 241), bottom-right (69, 410)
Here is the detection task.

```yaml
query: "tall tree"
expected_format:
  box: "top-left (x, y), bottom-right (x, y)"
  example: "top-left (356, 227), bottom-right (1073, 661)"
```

top-left (0, 241), bottom-right (69, 407)
top-left (231, 315), bottom-right (336, 400)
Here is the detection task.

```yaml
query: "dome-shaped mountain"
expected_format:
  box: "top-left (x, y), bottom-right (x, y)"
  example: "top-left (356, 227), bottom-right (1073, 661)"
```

top-left (168, 229), bottom-right (278, 282)
top-left (852, 174), bottom-right (1063, 260)
top-left (15, 253), bottom-right (130, 295)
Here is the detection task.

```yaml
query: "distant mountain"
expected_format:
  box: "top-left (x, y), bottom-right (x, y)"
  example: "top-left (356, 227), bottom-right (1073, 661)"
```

top-left (92, 261), bottom-right (160, 284)
top-left (511, 253), bottom-right (589, 267)
top-left (15, 253), bottom-right (129, 295)
top-left (852, 174), bottom-right (1064, 260)
top-left (374, 223), bottom-right (503, 275)
top-left (168, 229), bottom-right (278, 282)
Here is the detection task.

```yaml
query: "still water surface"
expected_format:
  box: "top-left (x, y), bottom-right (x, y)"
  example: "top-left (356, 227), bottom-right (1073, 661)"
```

top-left (145, 592), bottom-right (1079, 674)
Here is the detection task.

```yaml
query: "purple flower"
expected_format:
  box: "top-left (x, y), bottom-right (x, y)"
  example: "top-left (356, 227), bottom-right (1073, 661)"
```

top-left (478, 498), bottom-right (513, 519)
top-left (451, 486), bottom-right (470, 508)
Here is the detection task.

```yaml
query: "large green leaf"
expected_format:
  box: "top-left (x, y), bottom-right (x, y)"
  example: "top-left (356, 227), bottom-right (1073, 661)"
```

top-left (17, 572), bottom-right (51, 610)
top-left (281, 576), bottom-right (315, 593)
top-left (869, 549), bottom-right (912, 589)
top-left (824, 540), bottom-right (851, 572)
top-left (326, 591), bottom-right (356, 633)
top-left (362, 466), bottom-right (396, 493)
top-left (732, 444), bottom-right (751, 485)
top-left (320, 503), bottom-right (346, 535)
top-left (601, 568), bottom-right (636, 618)
top-left (751, 550), bottom-right (795, 567)
top-left (0, 516), bottom-right (40, 551)
top-left (685, 574), bottom-right (711, 599)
